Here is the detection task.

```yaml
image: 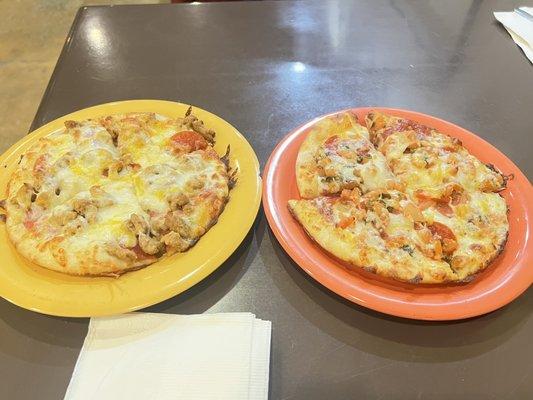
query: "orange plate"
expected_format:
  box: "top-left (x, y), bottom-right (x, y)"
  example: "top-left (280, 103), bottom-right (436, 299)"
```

top-left (263, 108), bottom-right (533, 321)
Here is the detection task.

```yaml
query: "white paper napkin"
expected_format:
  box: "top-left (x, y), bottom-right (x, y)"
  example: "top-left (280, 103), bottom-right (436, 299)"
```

top-left (494, 7), bottom-right (533, 63)
top-left (64, 313), bottom-right (271, 400)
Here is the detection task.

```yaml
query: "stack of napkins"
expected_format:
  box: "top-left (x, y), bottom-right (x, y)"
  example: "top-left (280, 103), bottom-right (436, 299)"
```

top-left (64, 313), bottom-right (271, 400)
top-left (494, 7), bottom-right (533, 63)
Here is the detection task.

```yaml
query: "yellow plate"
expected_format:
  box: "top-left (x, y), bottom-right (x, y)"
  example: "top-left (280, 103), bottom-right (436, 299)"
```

top-left (0, 100), bottom-right (261, 317)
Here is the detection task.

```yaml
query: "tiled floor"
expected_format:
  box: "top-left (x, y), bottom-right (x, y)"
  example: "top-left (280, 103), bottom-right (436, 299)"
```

top-left (0, 0), bottom-right (167, 153)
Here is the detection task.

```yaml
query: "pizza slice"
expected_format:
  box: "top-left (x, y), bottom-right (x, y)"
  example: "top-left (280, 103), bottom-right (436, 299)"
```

top-left (296, 112), bottom-right (397, 198)
top-left (362, 111), bottom-right (509, 280)
top-left (365, 111), bottom-right (506, 194)
top-left (99, 109), bottom-right (216, 167)
top-left (133, 150), bottom-right (233, 255)
top-left (288, 189), bottom-right (460, 284)
top-left (412, 182), bottom-right (509, 278)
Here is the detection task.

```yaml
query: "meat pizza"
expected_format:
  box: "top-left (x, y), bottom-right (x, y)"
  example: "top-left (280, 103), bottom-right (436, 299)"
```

top-left (3, 108), bottom-right (236, 276)
top-left (290, 111), bottom-right (509, 284)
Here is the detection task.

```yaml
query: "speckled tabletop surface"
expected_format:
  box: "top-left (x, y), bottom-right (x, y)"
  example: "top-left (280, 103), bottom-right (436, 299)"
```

top-left (2, 1), bottom-right (532, 399)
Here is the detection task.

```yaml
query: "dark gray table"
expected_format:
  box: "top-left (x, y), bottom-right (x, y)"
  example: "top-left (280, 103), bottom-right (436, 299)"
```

top-left (2, 1), bottom-right (532, 399)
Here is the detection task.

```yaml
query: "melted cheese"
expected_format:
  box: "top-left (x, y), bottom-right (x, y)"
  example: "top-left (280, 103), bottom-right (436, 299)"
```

top-left (422, 191), bottom-right (508, 272)
top-left (134, 152), bottom-right (228, 215)
top-left (288, 195), bottom-right (455, 283)
top-left (315, 133), bottom-right (396, 194)
top-left (67, 182), bottom-right (143, 251)
top-left (6, 111), bottom-right (231, 276)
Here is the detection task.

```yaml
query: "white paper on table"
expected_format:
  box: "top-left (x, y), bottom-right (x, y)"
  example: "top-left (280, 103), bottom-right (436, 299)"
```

top-left (494, 8), bottom-right (533, 63)
top-left (64, 312), bottom-right (271, 400)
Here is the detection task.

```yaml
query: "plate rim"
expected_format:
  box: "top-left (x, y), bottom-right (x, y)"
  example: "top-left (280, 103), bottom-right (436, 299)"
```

top-left (263, 107), bottom-right (533, 321)
top-left (0, 99), bottom-right (261, 317)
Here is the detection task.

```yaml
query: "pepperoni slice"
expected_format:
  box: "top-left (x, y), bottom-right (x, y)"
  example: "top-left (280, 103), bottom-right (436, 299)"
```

top-left (171, 131), bottom-right (208, 152)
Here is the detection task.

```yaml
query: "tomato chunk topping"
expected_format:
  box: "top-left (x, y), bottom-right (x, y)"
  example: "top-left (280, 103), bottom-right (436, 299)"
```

top-left (171, 131), bottom-right (208, 152)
